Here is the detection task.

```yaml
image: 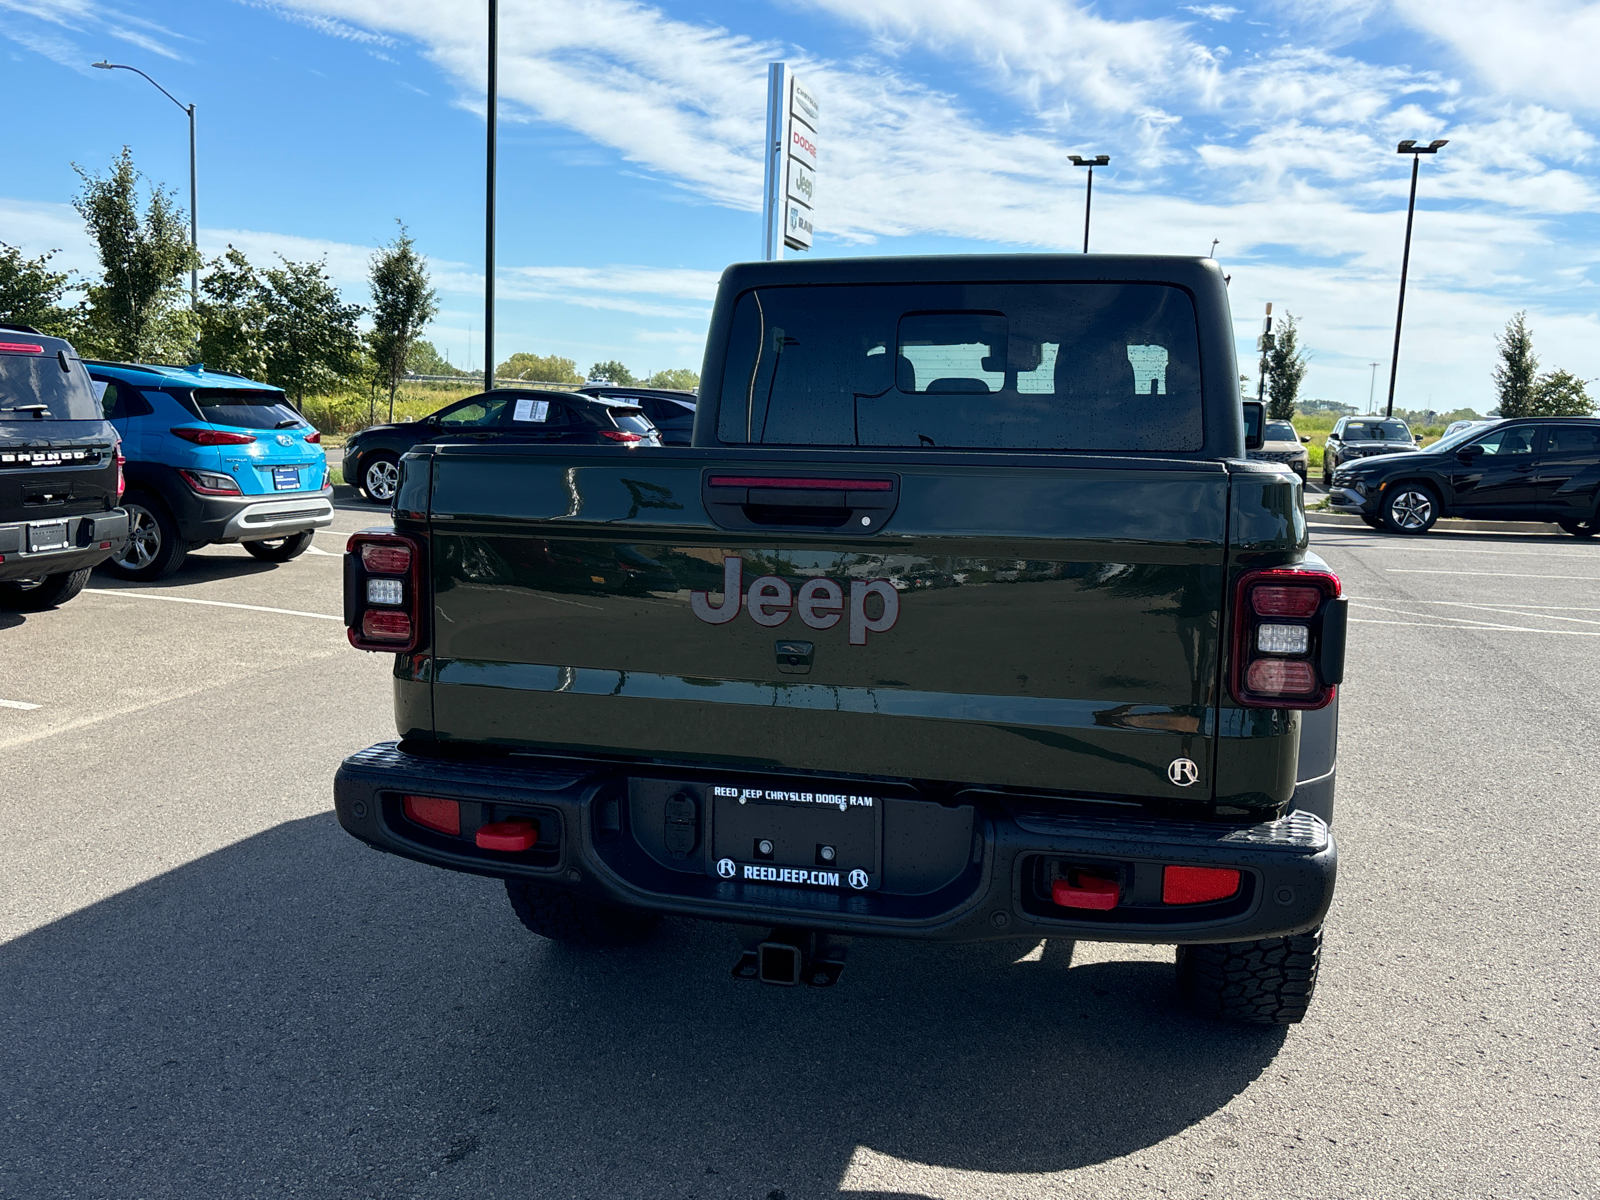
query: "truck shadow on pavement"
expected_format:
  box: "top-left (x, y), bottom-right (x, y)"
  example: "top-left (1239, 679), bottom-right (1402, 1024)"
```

top-left (0, 814), bottom-right (1286, 1199)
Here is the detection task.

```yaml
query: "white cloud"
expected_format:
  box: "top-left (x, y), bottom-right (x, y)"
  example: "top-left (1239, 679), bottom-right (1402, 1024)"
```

top-left (1184, 4), bottom-right (1242, 19)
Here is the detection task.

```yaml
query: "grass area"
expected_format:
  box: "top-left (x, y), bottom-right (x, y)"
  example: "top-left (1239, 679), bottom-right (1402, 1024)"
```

top-left (302, 381), bottom-right (488, 435)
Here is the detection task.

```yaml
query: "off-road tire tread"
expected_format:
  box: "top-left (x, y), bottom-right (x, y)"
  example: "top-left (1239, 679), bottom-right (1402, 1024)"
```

top-left (0, 566), bottom-right (92, 611)
top-left (504, 880), bottom-right (659, 945)
top-left (1176, 928), bottom-right (1322, 1025)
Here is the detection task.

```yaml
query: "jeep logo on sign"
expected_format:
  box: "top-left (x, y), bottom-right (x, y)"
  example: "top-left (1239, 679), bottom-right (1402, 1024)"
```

top-left (690, 556), bottom-right (898, 645)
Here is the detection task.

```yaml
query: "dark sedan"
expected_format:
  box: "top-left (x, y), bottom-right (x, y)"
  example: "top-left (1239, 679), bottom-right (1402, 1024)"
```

top-left (1320, 416), bottom-right (1417, 485)
top-left (578, 385), bottom-right (696, 446)
top-left (345, 389), bottom-right (661, 503)
top-left (1327, 416), bottom-right (1600, 535)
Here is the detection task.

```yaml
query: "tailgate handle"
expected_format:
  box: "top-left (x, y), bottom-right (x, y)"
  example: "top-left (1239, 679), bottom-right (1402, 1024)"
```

top-left (701, 473), bottom-right (899, 534)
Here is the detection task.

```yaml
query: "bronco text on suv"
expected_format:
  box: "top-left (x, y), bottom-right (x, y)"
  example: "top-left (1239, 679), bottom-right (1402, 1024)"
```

top-left (0, 325), bottom-right (129, 610)
top-left (335, 256), bottom-right (1347, 1025)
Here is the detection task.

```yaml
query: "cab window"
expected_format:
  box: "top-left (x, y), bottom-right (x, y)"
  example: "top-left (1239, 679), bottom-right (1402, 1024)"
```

top-left (436, 396), bottom-right (509, 427)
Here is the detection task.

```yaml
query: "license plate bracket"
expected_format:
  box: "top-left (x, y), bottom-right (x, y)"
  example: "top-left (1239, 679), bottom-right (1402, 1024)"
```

top-left (27, 521), bottom-right (68, 552)
top-left (709, 783), bottom-right (882, 891)
top-left (272, 466), bottom-right (299, 491)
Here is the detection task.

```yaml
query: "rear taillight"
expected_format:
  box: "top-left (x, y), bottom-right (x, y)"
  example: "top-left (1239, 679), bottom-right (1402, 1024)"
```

top-left (170, 426), bottom-right (257, 445)
top-left (116, 452), bottom-right (125, 499)
top-left (177, 467), bottom-right (242, 496)
top-left (600, 430), bottom-right (642, 443)
top-left (304, 430), bottom-right (322, 443)
top-left (346, 529), bottom-right (426, 653)
top-left (1230, 567), bottom-right (1346, 709)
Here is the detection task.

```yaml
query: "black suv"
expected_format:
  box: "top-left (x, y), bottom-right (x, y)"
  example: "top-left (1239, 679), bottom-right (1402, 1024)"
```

top-left (0, 325), bottom-right (129, 609)
top-left (577, 385), bottom-right (696, 445)
top-left (1320, 416), bottom-right (1417, 484)
top-left (1328, 416), bottom-right (1600, 535)
top-left (345, 389), bottom-right (662, 503)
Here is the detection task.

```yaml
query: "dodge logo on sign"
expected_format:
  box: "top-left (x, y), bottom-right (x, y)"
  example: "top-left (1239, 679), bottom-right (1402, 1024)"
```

top-left (691, 555), bottom-right (898, 645)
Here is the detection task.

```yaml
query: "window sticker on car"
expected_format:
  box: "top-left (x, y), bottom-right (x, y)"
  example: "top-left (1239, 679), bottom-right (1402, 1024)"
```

top-left (513, 398), bottom-right (549, 423)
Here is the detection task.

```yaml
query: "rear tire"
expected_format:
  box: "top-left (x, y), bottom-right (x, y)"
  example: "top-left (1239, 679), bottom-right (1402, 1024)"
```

top-left (100, 494), bottom-right (187, 580)
top-left (1557, 516), bottom-right (1598, 538)
top-left (1382, 483), bottom-right (1439, 534)
top-left (504, 880), bottom-right (660, 945)
top-left (0, 567), bottom-right (92, 611)
top-left (1176, 928), bottom-right (1323, 1025)
top-left (243, 530), bottom-right (314, 561)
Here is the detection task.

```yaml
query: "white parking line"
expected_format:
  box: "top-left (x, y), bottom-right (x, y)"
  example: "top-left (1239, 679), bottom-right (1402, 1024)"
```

top-left (1385, 568), bottom-right (1600, 581)
top-left (0, 698), bottom-right (41, 710)
top-left (84, 590), bottom-right (342, 621)
top-left (1351, 617), bottom-right (1600, 636)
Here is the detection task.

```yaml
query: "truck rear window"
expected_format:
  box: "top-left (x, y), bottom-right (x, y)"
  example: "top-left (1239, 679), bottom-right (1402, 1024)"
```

top-left (1, 352), bottom-right (102, 421)
top-left (716, 283), bottom-right (1203, 451)
top-left (191, 387), bottom-right (303, 430)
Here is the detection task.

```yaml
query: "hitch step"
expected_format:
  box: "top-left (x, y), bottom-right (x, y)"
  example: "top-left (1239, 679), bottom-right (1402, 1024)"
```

top-left (732, 927), bottom-right (850, 988)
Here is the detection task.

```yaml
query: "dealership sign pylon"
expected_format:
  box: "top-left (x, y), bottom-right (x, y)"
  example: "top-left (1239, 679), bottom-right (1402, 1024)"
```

top-left (762, 63), bottom-right (818, 260)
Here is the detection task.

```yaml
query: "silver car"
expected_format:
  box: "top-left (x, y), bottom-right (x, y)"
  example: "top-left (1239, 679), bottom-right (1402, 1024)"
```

top-left (1249, 418), bottom-right (1310, 481)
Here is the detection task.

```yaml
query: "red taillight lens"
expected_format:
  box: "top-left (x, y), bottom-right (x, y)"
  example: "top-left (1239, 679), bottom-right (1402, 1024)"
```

top-left (116, 453), bottom-right (126, 499)
top-left (403, 795), bottom-right (460, 836)
top-left (1231, 567), bottom-right (1342, 710)
top-left (177, 468), bottom-right (242, 496)
top-left (1251, 585), bottom-right (1321, 617)
top-left (304, 430), bottom-right (322, 443)
top-left (0, 342), bottom-right (44, 354)
top-left (1162, 866), bottom-right (1241, 905)
top-left (361, 609), bottom-right (412, 641)
top-left (361, 543), bottom-right (411, 574)
top-left (1245, 657), bottom-right (1317, 695)
top-left (170, 426), bottom-right (257, 445)
top-left (600, 430), bottom-right (642, 442)
top-left (475, 819), bottom-right (539, 852)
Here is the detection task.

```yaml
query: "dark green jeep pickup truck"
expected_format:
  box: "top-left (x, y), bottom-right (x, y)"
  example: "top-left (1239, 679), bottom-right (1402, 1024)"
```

top-left (335, 255), bottom-right (1345, 1024)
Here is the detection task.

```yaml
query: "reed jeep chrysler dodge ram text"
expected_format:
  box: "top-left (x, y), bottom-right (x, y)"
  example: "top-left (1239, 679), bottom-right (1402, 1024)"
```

top-left (335, 255), bottom-right (1346, 1025)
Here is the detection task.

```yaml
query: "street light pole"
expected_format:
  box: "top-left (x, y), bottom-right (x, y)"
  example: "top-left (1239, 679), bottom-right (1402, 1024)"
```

top-left (484, 0), bottom-right (498, 393)
top-left (1067, 155), bottom-right (1110, 253)
top-left (1368, 361), bottom-right (1380, 414)
top-left (1385, 139), bottom-right (1447, 417)
top-left (92, 61), bottom-right (198, 307)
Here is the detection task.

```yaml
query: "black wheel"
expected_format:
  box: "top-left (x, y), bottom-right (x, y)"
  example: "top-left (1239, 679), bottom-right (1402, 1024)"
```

top-left (0, 567), bottom-right (92, 611)
top-left (1557, 516), bottom-right (1598, 538)
top-left (504, 880), bottom-right (660, 945)
top-left (359, 453), bottom-right (400, 503)
top-left (101, 493), bottom-right (187, 580)
top-left (1320, 458), bottom-right (1333, 486)
top-left (1382, 482), bottom-right (1439, 534)
top-left (1176, 927), bottom-right (1323, 1025)
top-left (243, 530), bottom-right (314, 562)
top-left (1360, 515), bottom-right (1384, 530)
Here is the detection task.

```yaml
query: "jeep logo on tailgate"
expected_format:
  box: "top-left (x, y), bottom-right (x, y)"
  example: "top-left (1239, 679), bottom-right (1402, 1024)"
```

top-left (690, 555), bottom-right (898, 645)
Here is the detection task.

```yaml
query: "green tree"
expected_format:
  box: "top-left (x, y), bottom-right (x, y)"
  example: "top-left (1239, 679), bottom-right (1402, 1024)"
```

top-left (407, 339), bottom-right (464, 376)
top-left (1262, 312), bottom-right (1309, 420)
top-left (1531, 368), bottom-right (1595, 416)
top-left (589, 359), bottom-right (635, 385)
top-left (643, 367), bottom-right (699, 391)
top-left (369, 222), bottom-right (438, 421)
top-left (0, 243), bottom-right (81, 338)
top-left (72, 147), bottom-right (197, 361)
top-left (1493, 311), bottom-right (1538, 418)
top-left (258, 257), bottom-right (364, 408)
top-left (195, 246), bottom-right (269, 379)
top-left (498, 351), bottom-right (581, 383)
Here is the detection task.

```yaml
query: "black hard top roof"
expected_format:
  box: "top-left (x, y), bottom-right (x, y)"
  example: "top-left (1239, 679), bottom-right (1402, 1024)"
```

top-left (716, 252), bottom-right (1227, 292)
top-left (0, 324), bottom-right (79, 357)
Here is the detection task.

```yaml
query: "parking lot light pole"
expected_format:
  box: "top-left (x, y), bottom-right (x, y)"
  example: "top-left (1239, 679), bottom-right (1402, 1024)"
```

top-left (1385, 139), bottom-right (1448, 417)
top-left (1067, 155), bottom-right (1110, 252)
top-left (92, 60), bottom-right (198, 307)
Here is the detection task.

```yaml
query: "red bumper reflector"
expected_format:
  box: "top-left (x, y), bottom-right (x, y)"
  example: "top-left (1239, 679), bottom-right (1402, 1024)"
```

top-left (1163, 865), bottom-right (1241, 905)
top-left (403, 795), bottom-right (461, 836)
top-left (708, 476), bottom-right (894, 491)
top-left (475, 819), bottom-right (539, 852)
top-left (361, 608), bottom-right (412, 641)
top-left (1051, 873), bottom-right (1119, 910)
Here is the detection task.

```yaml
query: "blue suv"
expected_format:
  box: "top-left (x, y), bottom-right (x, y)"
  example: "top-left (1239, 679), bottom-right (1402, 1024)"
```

top-left (85, 362), bottom-right (332, 580)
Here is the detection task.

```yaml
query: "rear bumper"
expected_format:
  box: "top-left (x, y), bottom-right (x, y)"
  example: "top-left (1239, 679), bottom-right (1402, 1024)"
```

top-left (334, 743), bottom-right (1336, 945)
top-left (0, 509), bottom-right (128, 581)
top-left (168, 484), bottom-right (335, 542)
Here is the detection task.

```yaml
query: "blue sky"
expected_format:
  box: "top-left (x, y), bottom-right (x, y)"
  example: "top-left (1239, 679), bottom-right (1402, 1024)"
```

top-left (4, 0), bottom-right (1600, 410)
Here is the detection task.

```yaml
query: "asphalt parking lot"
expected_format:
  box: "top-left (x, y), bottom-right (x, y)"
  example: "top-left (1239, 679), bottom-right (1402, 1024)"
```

top-left (1, 504), bottom-right (1596, 1200)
